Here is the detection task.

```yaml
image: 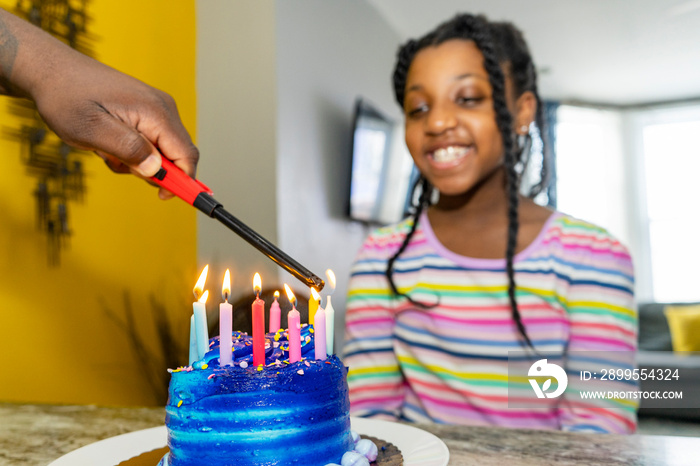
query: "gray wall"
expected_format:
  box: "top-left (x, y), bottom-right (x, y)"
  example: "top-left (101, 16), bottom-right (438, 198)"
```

top-left (197, 0), bottom-right (401, 352)
top-left (275, 0), bottom-right (402, 352)
top-left (196, 1), bottom-right (279, 300)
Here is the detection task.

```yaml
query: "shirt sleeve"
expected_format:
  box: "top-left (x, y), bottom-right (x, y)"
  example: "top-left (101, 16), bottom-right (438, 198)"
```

top-left (556, 225), bottom-right (638, 433)
top-left (343, 232), bottom-right (406, 421)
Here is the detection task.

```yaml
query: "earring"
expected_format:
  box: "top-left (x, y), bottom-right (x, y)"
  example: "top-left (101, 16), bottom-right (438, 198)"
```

top-left (519, 125), bottom-right (529, 134)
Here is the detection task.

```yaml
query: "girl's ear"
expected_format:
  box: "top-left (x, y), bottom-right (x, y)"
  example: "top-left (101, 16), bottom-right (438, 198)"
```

top-left (514, 91), bottom-right (537, 134)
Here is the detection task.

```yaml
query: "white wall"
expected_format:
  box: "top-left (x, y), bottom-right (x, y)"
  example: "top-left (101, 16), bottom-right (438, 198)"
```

top-left (197, 0), bottom-right (401, 351)
top-left (196, 1), bottom-right (279, 301)
top-left (275, 0), bottom-right (402, 352)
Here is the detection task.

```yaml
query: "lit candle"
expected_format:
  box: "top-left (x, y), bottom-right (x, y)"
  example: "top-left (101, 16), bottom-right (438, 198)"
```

top-left (189, 315), bottom-right (198, 365)
top-left (220, 269), bottom-right (233, 366)
top-left (269, 291), bottom-right (281, 333)
top-left (308, 287), bottom-right (320, 326)
top-left (252, 273), bottom-right (265, 367)
top-left (193, 265), bottom-right (210, 360)
top-left (284, 284), bottom-right (301, 363)
top-left (311, 288), bottom-right (326, 360)
top-left (194, 290), bottom-right (210, 360)
top-left (325, 269), bottom-right (337, 356)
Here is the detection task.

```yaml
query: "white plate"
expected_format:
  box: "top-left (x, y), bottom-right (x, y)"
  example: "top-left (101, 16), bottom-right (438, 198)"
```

top-left (48, 417), bottom-right (449, 466)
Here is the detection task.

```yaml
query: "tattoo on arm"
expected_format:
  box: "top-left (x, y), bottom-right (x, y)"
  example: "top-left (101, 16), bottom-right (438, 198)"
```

top-left (0, 15), bottom-right (19, 94)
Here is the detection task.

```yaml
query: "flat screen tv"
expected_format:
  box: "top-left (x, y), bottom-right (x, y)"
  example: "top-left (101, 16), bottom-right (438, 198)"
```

top-left (347, 98), bottom-right (417, 224)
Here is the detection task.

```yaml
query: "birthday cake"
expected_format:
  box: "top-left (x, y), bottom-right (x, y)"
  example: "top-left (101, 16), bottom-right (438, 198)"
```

top-left (158, 325), bottom-right (361, 466)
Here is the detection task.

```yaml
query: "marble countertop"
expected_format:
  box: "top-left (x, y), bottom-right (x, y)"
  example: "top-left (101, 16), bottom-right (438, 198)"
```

top-left (1, 402), bottom-right (698, 465)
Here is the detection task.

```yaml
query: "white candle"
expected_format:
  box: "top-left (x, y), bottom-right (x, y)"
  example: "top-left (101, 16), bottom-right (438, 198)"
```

top-left (324, 269), bottom-right (337, 356)
top-left (194, 290), bottom-right (210, 360)
top-left (192, 265), bottom-right (210, 362)
top-left (220, 269), bottom-right (233, 366)
top-left (325, 295), bottom-right (335, 356)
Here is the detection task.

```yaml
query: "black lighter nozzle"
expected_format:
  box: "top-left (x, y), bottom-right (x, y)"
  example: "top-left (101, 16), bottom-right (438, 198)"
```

top-left (193, 192), bottom-right (325, 291)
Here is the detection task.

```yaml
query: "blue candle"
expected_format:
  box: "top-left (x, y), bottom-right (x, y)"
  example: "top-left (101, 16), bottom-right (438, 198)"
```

top-left (189, 315), bottom-right (198, 365)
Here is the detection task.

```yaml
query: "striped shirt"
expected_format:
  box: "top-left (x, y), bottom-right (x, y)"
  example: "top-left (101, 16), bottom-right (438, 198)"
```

top-left (343, 211), bottom-right (637, 433)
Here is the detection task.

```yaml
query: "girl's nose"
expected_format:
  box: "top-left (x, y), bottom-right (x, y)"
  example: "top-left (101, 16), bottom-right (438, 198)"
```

top-left (425, 103), bottom-right (457, 134)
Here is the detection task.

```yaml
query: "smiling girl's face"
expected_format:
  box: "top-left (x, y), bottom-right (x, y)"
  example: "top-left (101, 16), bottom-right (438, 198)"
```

top-left (403, 39), bottom-right (520, 198)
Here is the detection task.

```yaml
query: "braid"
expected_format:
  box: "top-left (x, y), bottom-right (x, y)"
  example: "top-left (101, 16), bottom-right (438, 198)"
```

top-left (468, 21), bottom-right (536, 350)
top-left (392, 40), bottom-right (418, 107)
top-left (385, 176), bottom-right (436, 308)
top-left (390, 13), bottom-right (544, 349)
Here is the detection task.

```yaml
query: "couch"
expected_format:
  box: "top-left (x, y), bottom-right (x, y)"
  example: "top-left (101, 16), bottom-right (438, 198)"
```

top-left (637, 302), bottom-right (700, 421)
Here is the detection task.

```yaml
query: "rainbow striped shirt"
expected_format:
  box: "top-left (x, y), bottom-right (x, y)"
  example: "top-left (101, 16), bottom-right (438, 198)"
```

top-left (343, 211), bottom-right (637, 433)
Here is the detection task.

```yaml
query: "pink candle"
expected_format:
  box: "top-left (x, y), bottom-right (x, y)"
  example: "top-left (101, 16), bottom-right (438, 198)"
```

top-left (269, 291), bottom-right (281, 333)
top-left (284, 284), bottom-right (301, 363)
top-left (252, 273), bottom-right (266, 367)
top-left (314, 307), bottom-right (327, 360)
top-left (220, 269), bottom-right (233, 366)
top-left (288, 308), bottom-right (301, 363)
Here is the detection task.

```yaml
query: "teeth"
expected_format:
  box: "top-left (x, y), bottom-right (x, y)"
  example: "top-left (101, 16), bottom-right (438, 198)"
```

top-left (432, 146), bottom-right (468, 163)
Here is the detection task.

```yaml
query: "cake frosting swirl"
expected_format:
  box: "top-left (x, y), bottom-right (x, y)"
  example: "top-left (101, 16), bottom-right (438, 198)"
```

top-left (159, 325), bottom-right (355, 466)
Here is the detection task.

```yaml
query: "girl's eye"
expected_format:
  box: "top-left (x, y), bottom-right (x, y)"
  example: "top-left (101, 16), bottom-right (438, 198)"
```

top-left (456, 95), bottom-right (484, 106)
top-left (406, 104), bottom-right (428, 118)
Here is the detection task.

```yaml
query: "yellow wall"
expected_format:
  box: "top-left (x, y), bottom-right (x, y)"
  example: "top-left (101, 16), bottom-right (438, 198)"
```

top-left (0, 0), bottom-right (197, 406)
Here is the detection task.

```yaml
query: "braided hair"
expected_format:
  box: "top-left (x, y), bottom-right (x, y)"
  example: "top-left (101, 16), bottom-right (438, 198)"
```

top-left (388, 14), bottom-right (549, 349)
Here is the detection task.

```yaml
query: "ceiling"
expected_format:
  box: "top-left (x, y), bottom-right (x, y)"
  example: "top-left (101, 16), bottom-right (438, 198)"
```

top-left (366, 0), bottom-right (700, 107)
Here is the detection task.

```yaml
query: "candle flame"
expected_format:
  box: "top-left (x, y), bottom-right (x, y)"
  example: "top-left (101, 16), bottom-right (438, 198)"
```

top-left (310, 287), bottom-right (321, 302)
top-left (222, 269), bottom-right (231, 302)
top-left (199, 289), bottom-right (209, 304)
top-left (193, 265), bottom-right (209, 300)
top-left (274, 290), bottom-right (280, 300)
top-left (253, 272), bottom-right (262, 296)
top-left (284, 283), bottom-right (296, 306)
top-left (325, 269), bottom-right (337, 295)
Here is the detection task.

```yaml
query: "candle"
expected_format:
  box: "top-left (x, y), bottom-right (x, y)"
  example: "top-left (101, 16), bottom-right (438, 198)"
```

top-left (220, 269), bottom-right (233, 366)
top-left (194, 290), bottom-right (210, 360)
top-left (284, 284), bottom-right (301, 363)
top-left (308, 287), bottom-right (320, 325)
top-left (252, 273), bottom-right (265, 367)
top-left (189, 315), bottom-right (198, 365)
top-left (311, 288), bottom-right (326, 360)
top-left (325, 296), bottom-right (335, 356)
top-left (269, 290), bottom-right (281, 333)
top-left (325, 269), bottom-right (337, 356)
top-left (193, 265), bottom-right (210, 361)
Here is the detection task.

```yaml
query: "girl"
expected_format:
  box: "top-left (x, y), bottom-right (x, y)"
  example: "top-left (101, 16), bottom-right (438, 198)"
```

top-left (343, 13), bottom-right (636, 433)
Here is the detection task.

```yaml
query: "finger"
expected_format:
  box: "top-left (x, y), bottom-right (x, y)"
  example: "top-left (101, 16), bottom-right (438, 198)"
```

top-left (158, 187), bottom-right (175, 200)
top-left (96, 150), bottom-right (131, 174)
top-left (146, 98), bottom-right (200, 178)
top-left (90, 111), bottom-right (163, 177)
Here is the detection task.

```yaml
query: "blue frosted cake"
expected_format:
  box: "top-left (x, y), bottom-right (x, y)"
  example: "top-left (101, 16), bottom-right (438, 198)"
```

top-left (158, 325), bottom-right (355, 466)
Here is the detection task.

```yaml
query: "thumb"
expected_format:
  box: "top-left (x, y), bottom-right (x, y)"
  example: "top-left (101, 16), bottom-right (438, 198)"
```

top-left (84, 113), bottom-right (163, 177)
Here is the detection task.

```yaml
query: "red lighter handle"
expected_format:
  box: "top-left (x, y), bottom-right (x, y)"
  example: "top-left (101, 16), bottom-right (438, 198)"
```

top-left (150, 157), bottom-right (212, 205)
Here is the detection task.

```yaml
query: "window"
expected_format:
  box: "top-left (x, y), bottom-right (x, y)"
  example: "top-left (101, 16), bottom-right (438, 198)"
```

top-left (555, 103), bottom-right (700, 303)
top-left (639, 111), bottom-right (700, 302)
